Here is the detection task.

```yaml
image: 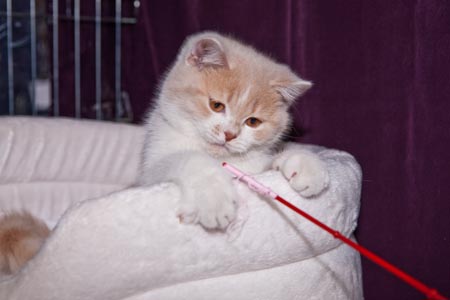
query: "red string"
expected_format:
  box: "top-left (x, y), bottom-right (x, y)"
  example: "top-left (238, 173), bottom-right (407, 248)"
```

top-left (274, 195), bottom-right (448, 300)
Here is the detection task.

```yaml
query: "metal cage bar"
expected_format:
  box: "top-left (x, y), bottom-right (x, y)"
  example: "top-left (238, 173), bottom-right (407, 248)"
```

top-left (0, 12), bottom-right (138, 25)
top-left (95, 0), bottom-right (102, 120)
top-left (115, 0), bottom-right (122, 121)
top-left (6, 0), bottom-right (14, 115)
top-left (52, 0), bottom-right (59, 116)
top-left (74, 0), bottom-right (81, 118)
top-left (1, 0), bottom-right (139, 121)
top-left (30, 0), bottom-right (37, 115)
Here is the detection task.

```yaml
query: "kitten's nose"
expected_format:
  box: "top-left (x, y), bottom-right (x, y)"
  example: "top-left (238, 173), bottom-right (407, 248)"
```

top-left (224, 131), bottom-right (237, 142)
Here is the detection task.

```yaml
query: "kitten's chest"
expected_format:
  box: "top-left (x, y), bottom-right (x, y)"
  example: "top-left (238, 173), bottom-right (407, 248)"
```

top-left (225, 152), bottom-right (272, 175)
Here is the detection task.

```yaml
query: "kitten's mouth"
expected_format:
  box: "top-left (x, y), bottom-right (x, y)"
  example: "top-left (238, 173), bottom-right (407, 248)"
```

top-left (208, 141), bottom-right (247, 155)
top-left (207, 141), bottom-right (232, 156)
top-left (209, 142), bottom-right (228, 150)
top-left (211, 142), bottom-right (226, 147)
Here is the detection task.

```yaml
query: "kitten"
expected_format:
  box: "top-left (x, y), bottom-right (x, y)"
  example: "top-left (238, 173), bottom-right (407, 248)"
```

top-left (0, 211), bottom-right (50, 275)
top-left (0, 31), bottom-right (330, 274)
top-left (139, 31), bottom-right (329, 229)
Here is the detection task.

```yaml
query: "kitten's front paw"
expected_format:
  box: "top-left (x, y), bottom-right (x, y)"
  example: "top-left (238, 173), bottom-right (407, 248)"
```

top-left (273, 151), bottom-right (329, 197)
top-left (177, 173), bottom-right (237, 229)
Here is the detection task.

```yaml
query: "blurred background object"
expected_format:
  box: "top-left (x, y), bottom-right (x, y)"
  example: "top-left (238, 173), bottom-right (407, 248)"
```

top-left (0, 0), bottom-right (139, 121)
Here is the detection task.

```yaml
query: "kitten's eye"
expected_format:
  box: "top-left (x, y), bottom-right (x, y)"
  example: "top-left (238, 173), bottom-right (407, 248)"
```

top-left (209, 99), bottom-right (225, 112)
top-left (245, 117), bottom-right (262, 127)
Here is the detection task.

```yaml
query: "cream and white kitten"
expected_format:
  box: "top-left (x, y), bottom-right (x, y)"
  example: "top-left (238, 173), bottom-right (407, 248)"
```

top-left (139, 32), bottom-right (329, 229)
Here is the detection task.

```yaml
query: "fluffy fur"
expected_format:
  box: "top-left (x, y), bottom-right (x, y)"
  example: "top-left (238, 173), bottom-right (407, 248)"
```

top-left (140, 31), bottom-right (329, 229)
top-left (0, 32), bottom-right (330, 274)
top-left (0, 211), bottom-right (50, 275)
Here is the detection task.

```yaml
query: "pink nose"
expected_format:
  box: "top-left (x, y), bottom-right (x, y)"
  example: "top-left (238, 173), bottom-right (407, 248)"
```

top-left (224, 131), bottom-right (237, 142)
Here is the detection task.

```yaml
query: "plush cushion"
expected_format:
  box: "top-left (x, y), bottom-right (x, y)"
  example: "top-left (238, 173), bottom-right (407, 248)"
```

top-left (0, 117), bottom-right (144, 226)
top-left (0, 117), bottom-right (363, 299)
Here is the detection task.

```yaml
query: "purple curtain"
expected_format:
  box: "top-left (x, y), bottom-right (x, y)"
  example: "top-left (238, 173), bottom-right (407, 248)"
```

top-left (57, 1), bottom-right (450, 298)
top-left (295, 2), bottom-right (450, 299)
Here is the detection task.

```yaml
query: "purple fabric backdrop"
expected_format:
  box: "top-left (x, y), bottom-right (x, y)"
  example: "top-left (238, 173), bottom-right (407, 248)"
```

top-left (55, 1), bottom-right (450, 298)
top-left (295, 2), bottom-right (450, 299)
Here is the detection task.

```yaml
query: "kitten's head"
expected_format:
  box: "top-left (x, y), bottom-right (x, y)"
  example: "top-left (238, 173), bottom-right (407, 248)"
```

top-left (161, 32), bottom-right (312, 157)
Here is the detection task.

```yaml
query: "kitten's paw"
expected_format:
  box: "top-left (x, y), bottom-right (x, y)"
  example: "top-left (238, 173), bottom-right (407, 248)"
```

top-left (177, 203), bottom-right (199, 224)
top-left (273, 151), bottom-right (329, 197)
top-left (178, 173), bottom-right (237, 229)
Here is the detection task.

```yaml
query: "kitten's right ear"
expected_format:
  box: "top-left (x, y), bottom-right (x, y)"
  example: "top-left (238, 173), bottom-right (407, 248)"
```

top-left (270, 66), bottom-right (312, 105)
top-left (186, 38), bottom-right (228, 70)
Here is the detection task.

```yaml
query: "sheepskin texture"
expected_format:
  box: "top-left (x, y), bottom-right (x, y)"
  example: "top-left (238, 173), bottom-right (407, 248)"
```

top-left (0, 117), bottom-right (363, 299)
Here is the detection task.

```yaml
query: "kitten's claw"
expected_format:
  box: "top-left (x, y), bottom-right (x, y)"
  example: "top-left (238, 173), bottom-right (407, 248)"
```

top-left (177, 208), bottom-right (198, 224)
top-left (274, 151), bottom-right (329, 197)
top-left (195, 193), bottom-right (236, 229)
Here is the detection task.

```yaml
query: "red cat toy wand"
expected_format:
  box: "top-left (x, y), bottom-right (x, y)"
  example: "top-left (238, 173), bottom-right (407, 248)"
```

top-left (222, 162), bottom-right (448, 300)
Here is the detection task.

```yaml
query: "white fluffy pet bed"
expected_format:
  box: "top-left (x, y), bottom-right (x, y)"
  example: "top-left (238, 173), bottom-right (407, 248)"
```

top-left (0, 117), bottom-right (363, 300)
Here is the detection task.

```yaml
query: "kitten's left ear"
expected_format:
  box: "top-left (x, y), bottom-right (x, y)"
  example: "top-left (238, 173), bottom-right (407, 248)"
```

top-left (270, 69), bottom-right (312, 104)
top-left (186, 38), bottom-right (228, 70)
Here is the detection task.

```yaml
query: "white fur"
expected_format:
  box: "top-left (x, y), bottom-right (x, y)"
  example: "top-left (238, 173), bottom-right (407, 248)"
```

top-left (237, 85), bottom-right (252, 107)
top-left (139, 32), bottom-right (328, 229)
top-left (0, 116), bottom-right (363, 299)
top-left (273, 143), bottom-right (330, 197)
top-left (140, 106), bottom-right (272, 229)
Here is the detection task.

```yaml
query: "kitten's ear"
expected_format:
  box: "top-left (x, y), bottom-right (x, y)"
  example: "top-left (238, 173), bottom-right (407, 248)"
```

top-left (186, 38), bottom-right (228, 69)
top-left (270, 69), bottom-right (312, 104)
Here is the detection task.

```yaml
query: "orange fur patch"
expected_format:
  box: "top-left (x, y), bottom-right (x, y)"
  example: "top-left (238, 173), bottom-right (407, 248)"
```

top-left (0, 212), bottom-right (50, 274)
top-left (161, 32), bottom-right (307, 149)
